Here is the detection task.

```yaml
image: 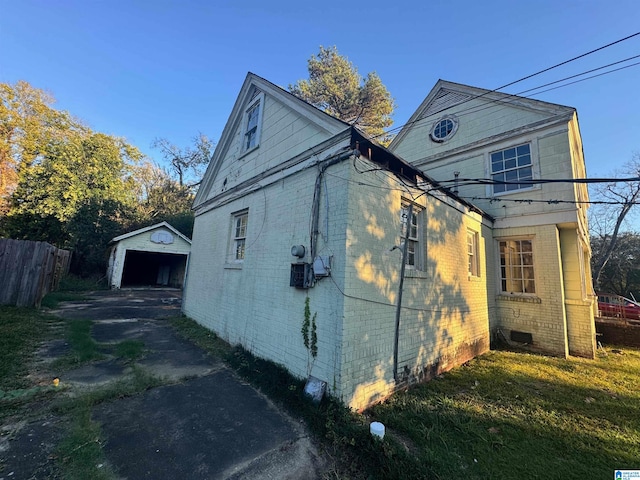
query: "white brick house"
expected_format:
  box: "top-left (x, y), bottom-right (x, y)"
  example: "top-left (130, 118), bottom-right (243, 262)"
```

top-left (183, 74), bottom-right (595, 411)
top-left (389, 80), bottom-right (596, 359)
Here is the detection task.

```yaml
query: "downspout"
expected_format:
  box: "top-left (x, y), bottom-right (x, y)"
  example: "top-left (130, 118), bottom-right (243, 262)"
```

top-left (393, 202), bottom-right (413, 383)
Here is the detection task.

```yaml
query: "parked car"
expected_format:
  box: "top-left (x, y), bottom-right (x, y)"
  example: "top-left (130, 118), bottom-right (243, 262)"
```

top-left (597, 293), bottom-right (640, 321)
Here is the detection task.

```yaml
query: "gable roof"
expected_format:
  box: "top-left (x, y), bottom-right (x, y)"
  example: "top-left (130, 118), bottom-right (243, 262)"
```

top-left (194, 72), bottom-right (350, 208)
top-left (110, 221), bottom-right (192, 244)
top-left (389, 79), bottom-right (576, 149)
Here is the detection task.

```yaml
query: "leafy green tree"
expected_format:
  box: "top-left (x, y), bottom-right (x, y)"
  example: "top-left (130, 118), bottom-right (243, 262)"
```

top-left (8, 132), bottom-right (140, 223)
top-left (2, 131), bottom-right (142, 275)
top-left (67, 198), bottom-right (138, 275)
top-left (290, 46), bottom-right (395, 143)
top-left (0, 81), bottom-right (82, 214)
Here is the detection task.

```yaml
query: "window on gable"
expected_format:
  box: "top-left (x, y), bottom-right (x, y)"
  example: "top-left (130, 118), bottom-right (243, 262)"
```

top-left (401, 202), bottom-right (422, 269)
top-left (467, 229), bottom-right (479, 277)
top-left (242, 94), bottom-right (264, 152)
top-left (232, 211), bottom-right (248, 262)
top-left (490, 143), bottom-right (533, 194)
top-left (499, 238), bottom-right (535, 294)
top-left (430, 116), bottom-right (458, 142)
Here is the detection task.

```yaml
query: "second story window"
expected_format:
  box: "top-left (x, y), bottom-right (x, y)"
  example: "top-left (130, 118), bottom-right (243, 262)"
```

top-left (242, 93), bottom-right (264, 153)
top-left (491, 143), bottom-right (533, 194)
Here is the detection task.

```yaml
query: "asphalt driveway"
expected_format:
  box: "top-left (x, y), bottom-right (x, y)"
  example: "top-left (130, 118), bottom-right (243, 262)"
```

top-left (2, 289), bottom-right (324, 479)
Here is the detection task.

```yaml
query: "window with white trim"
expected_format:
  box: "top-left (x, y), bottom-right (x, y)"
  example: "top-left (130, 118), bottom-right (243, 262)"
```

top-left (490, 143), bottom-right (533, 194)
top-left (499, 238), bottom-right (535, 294)
top-left (467, 229), bottom-right (479, 277)
top-left (232, 211), bottom-right (248, 261)
top-left (242, 93), bottom-right (264, 152)
top-left (401, 202), bottom-right (422, 269)
top-left (430, 116), bottom-right (458, 142)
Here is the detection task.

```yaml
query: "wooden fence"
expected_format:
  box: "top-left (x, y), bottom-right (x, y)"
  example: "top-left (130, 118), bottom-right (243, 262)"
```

top-left (0, 238), bottom-right (71, 307)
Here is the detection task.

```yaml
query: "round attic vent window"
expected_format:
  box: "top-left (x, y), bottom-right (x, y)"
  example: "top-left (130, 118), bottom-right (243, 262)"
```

top-left (430, 116), bottom-right (458, 142)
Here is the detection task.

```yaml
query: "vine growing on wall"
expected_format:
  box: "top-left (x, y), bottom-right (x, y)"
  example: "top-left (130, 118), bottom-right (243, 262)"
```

top-left (302, 296), bottom-right (318, 374)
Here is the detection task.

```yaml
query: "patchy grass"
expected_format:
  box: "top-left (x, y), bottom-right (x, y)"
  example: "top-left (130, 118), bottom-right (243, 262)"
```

top-left (113, 339), bottom-right (145, 362)
top-left (0, 306), bottom-right (64, 424)
top-left (56, 405), bottom-right (115, 480)
top-left (0, 306), bottom-right (57, 390)
top-left (41, 274), bottom-right (106, 308)
top-left (55, 367), bottom-right (164, 480)
top-left (368, 348), bottom-right (640, 479)
top-left (58, 274), bottom-right (108, 292)
top-left (168, 315), bottom-right (232, 358)
top-left (40, 291), bottom-right (88, 309)
top-left (66, 319), bottom-right (104, 365)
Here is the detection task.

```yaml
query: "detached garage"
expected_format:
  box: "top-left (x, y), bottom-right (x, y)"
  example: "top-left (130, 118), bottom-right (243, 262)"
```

top-left (107, 222), bottom-right (191, 289)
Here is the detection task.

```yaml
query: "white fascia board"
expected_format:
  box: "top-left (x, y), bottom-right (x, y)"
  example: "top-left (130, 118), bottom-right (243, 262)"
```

top-left (110, 221), bottom-right (191, 244)
top-left (493, 209), bottom-right (579, 230)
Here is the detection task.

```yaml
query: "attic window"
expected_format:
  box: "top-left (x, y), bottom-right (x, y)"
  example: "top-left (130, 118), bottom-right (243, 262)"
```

top-left (430, 116), bottom-right (458, 143)
top-left (242, 92), bottom-right (264, 152)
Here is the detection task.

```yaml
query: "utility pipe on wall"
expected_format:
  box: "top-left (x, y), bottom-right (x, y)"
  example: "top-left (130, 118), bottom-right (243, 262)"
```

top-left (393, 202), bottom-right (412, 383)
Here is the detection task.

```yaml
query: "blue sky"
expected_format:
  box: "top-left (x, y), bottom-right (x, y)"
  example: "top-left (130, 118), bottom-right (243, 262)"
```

top-left (1, 0), bottom-right (639, 178)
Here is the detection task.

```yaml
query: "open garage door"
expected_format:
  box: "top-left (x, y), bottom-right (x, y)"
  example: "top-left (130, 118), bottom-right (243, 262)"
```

top-left (120, 250), bottom-right (188, 288)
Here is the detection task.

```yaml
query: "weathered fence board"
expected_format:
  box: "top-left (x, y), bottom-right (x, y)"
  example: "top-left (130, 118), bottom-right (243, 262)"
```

top-left (0, 238), bottom-right (71, 307)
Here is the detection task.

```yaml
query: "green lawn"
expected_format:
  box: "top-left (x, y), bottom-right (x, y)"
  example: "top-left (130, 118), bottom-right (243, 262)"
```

top-left (368, 348), bottom-right (640, 479)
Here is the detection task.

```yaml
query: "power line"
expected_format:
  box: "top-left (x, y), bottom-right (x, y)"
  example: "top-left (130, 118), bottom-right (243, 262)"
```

top-left (437, 176), bottom-right (640, 186)
top-left (515, 53), bottom-right (640, 96)
top-left (494, 31), bottom-right (640, 91)
top-left (458, 195), bottom-right (640, 206)
top-left (382, 56), bottom-right (640, 140)
top-left (373, 31), bottom-right (640, 140)
top-left (527, 60), bottom-right (640, 97)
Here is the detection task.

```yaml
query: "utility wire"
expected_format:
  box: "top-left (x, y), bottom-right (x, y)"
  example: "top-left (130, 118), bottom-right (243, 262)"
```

top-left (370, 31), bottom-right (640, 140)
top-left (381, 57), bottom-right (640, 139)
top-left (328, 167), bottom-right (640, 207)
top-left (460, 196), bottom-right (640, 206)
top-left (528, 60), bottom-right (640, 97)
top-left (494, 31), bottom-right (640, 91)
top-left (437, 176), bottom-right (640, 186)
top-left (516, 53), bottom-right (640, 96)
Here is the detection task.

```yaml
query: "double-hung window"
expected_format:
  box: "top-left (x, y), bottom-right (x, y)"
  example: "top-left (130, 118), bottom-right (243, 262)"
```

top-left (491, 143), bottom-right (533, 194)
top-left (467, 229), bottom-right (479, 277)
top-left (499, 239), bottom-right (535, 294)
top-left (401, 202), bottom-right (421, 269)
top-left (232, 211), bottom-right (248, 262)
top-left (242, 93), bottom-right (264, 152)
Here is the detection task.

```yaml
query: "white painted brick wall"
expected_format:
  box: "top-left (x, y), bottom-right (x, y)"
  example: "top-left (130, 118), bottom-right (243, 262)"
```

top-left (339, 164), bottom-right (492, 410)
top-left (184, 161), bottom-right (352, 394)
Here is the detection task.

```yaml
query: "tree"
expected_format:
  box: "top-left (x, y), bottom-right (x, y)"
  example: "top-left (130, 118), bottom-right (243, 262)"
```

top-left (290, 46), bottom-right (395, 143)
top-left (2, 131), bottom-right (143, 275)
top-left (151, 133), bottom-right (213, 189)
top-left (0, 81), bottom-right (82, 214)
top-left (589, 154), bottom-right (640, 290)
top-left (591, 232), bottom-right (640, 297)
top-left (8, 132), bottom-right (140, 224)
top-left (130, 151), bottom-right (198, 239)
